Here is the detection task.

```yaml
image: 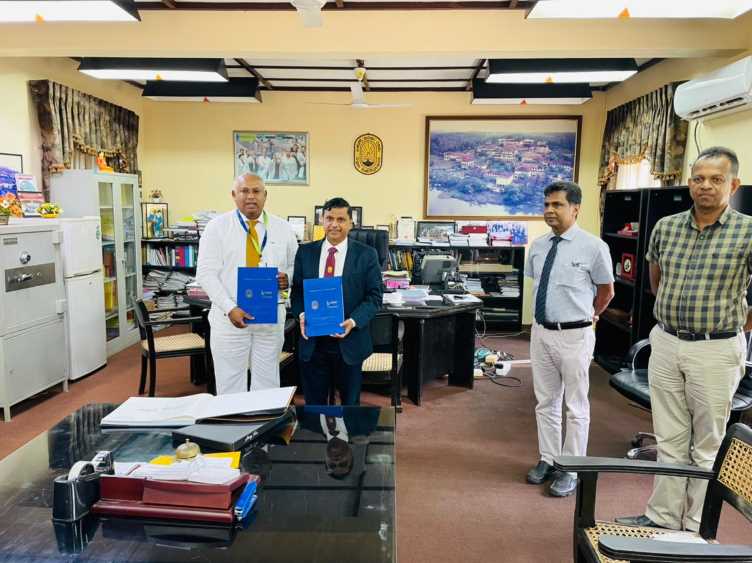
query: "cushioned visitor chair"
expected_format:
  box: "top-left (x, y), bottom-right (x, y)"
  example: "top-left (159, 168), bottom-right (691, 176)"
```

top-left (554, 423), bottom-right (752, 563)
top-left (609, 336), bottom-right (752, 460)
top-left (361, 312), bottom-right (404, 412)
top-left (133, 299), bottom-right (212, 397)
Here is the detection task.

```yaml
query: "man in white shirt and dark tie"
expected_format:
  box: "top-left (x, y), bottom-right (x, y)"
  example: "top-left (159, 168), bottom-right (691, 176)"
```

top-left (197, 174), bottom-right (298, 394)
top-left (525, 181), bottom-right (615, 497)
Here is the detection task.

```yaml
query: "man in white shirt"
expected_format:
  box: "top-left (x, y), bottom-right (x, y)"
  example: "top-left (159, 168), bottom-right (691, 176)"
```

top-left (197, 174), bottom-right (299, 394)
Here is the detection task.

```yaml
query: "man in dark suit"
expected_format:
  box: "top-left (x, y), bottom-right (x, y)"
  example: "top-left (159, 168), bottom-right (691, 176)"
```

top-left (291, 197), bottom-right (383, 405)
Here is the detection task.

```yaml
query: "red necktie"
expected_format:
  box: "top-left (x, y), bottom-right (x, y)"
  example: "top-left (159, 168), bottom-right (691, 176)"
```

top-left (324, 247), bottom-right (337, 277)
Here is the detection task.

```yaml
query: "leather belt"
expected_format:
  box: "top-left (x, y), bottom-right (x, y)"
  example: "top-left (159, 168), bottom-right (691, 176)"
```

top-left (659, 323), bottom-right (739, 341)
top-left (540, 320), bottom-right (592, 331)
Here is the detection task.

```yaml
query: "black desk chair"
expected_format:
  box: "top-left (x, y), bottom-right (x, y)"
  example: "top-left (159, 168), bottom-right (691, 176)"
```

top-left (554, 423), bottom-right (752, 563)
top-left (133, 299), bottom-right (213, 397)
top-left (349, 228), bottom-right (389, 271)
top-left (610, 334), bottom-right (752, 460)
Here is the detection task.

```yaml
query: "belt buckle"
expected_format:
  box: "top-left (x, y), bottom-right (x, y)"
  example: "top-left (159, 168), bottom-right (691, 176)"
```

top-left (676, 329), bottom-right (693, 340)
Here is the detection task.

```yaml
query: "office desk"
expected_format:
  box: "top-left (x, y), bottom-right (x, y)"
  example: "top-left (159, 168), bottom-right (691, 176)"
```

top-left (184, 297), bottom-right (480, 406)
top-left (0, 404), bottom-right (395, 562)
top-left (383, 302), bottom-right (480, 406)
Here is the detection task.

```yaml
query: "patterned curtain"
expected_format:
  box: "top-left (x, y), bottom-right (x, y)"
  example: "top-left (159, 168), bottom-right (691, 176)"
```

top-left (29, 80), bottom-right (139, 190)
top-left (598, 82), bottom-right (688, 190)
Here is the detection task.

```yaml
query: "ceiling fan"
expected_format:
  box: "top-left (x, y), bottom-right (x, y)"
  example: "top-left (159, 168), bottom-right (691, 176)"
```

top-left (309, 81), bottom-right (413, 109)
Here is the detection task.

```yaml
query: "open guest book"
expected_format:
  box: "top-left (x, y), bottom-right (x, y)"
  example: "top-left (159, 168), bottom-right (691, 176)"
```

top-left (100, 387), bottom-right (296, 428)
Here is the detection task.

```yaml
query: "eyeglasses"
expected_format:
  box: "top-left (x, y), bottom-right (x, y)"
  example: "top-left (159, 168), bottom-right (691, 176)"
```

top-left (688, 175), bottom-right (728, 187)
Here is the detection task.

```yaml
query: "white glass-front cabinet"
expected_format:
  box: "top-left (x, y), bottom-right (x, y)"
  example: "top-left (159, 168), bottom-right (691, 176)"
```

top-left (50, 170), bottom-right (143, 355)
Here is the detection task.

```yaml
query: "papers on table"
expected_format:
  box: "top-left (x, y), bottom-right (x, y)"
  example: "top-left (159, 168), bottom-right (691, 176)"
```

top-left (116, 456), bottom-right (240, 485)
top-left (100, 387), bottom-right (296, 427)
top-left (304, 276), bottom-right (345, 337)
top-left (237, 267), bottom-right (279, 324)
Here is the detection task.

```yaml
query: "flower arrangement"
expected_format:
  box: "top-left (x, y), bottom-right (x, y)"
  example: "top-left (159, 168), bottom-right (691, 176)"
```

top-left (0, 194), bottom-right (23, 223)
top-left (38, 202), bottom-right (62, 218)
top-left (149, 189), bottom-right (163, 202)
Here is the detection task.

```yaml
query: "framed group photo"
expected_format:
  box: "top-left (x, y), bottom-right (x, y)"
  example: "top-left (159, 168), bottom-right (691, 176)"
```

top-left (234, 131), bottom-right (309, 185)
top-left (424, 116), bottom-right (581, 219)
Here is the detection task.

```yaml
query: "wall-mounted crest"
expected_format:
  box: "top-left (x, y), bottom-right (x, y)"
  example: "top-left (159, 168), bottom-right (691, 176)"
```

top-left (354, 133), bottom-right (383, 175)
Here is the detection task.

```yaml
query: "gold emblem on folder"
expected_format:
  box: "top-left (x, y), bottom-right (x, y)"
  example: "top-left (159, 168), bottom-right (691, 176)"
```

top-left (354, 133), bottom-right (383, 175)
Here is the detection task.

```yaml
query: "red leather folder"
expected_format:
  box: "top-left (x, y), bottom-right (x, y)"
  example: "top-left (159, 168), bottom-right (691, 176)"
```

top-left (92, 474), bottom-right (252, 524)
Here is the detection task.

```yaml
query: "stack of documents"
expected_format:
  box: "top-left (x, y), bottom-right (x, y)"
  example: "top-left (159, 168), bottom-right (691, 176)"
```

top-left (100, 387), bottom-right (296, 428)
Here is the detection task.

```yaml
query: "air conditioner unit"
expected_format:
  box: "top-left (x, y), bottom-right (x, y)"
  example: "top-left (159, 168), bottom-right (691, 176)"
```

top-left (674, 56), bottom-right (752, 121)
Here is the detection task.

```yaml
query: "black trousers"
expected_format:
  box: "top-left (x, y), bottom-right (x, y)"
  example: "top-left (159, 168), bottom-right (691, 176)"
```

top-left (300, 337), bottom-right (362, 406)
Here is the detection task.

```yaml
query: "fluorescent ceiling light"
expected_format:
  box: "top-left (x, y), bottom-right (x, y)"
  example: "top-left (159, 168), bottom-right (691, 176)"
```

top-left (472, 81), bottom-right (592, 105)
top-left (0, 1), bottom-right (140, 22)
top-left (79, 58), bottom-right (228, 82)
top-left (528, 0), bottom-right (752, 19)
top-left (486, 59), bottom-right (638, 84)
top-left (142, 79), bottom-right (263, 103)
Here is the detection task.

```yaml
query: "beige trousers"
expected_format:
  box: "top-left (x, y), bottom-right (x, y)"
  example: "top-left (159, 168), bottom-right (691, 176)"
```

top-left (530, 323), bottom-right (596, 469)
top-left (645, 325), bottom-right (745, 532)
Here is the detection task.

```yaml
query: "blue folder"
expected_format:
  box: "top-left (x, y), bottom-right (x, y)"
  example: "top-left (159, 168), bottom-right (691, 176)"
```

top-left (237, 267), bottom-right (278, 324)
top-left (304, 277), bottom-right (345, 337)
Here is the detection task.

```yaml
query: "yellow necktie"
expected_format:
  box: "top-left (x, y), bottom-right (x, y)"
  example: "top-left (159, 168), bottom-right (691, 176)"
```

top-left (246, 219), bottom-right (260, 267)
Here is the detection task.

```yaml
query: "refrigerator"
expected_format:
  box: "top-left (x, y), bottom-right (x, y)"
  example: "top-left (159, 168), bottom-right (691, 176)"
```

top-left (59, 218), bottom-right (107, 379)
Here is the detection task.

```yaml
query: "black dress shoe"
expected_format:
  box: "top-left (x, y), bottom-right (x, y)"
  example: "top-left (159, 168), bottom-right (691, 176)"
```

top-left (614, 515), bottom-right (665, 528)
top-left (526, 460), bottom-right (555, 484)
top-left (549, 472), bottom-right (577, 497)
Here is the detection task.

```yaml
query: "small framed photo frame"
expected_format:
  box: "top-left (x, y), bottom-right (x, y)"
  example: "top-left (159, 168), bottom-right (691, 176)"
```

top-left (287, 215), bottom-right (306, 242)
top-left (351, 206), bottom-right (363, 228)
top-left (142, 202), bottom-right (168, 239)
top-left (314, 205), bottom-right (324, 226)
top-left (416, 220), bottom-right (456, 242)
top-left (0, 153), bottom-right (23, 173)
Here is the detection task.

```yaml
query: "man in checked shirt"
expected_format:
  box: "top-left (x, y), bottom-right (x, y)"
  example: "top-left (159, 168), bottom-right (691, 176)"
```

top-left (617, 146), bottom-right (752, 532)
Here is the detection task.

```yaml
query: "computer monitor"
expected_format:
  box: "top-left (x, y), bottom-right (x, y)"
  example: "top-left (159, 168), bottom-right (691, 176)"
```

top-left (420, 254), bottom-right (457, 285)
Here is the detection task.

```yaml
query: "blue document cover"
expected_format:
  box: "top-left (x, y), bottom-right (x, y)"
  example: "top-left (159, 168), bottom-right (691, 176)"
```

top-left (237, 267), bottom-right (278, 324)
top-left (304, 277), bottom-right (345, 337)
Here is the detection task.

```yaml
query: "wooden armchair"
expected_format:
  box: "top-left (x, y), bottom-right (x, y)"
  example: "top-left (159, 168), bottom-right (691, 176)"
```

top-left (132, 299), bottom-right (213, 397)
top-left (554, 423), bottom-right (752, 563)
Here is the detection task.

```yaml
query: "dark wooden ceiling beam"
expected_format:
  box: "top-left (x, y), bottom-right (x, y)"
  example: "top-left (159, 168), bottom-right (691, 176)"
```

top-left (234, 57), bottom-right (273, 90)
top-left (161, 0), bottom-right (177, 7)
top-left (266, 77), bottom-right (470, 82)
top-left (466, 58), bottom-right (486, 91)
top-left (137, 1), bottom-right (533, 10)
top-left (266, 86), bottom-right (468, 92)
top-left (248, 65), bottom-right (478, 70)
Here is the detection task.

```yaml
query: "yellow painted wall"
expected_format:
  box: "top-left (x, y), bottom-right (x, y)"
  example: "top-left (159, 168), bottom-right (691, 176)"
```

top-left (143, 90), bottom-right (607, 324)
top-left (0, 57), bottom-right (144, 184)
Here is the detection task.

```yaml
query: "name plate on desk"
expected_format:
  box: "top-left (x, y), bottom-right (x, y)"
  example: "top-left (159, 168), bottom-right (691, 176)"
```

top-left (237, 267), bottom-right (278, 324)
top-left (304, 277), bottom-right (344, 337)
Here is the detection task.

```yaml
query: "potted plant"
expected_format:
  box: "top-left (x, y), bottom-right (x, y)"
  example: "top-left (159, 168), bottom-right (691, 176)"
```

top-left (0, 200), bottom-right (11, 225)
top-left (38, 202), bottom-right (62, 218)
top-left (149, 189), bottom-right (163, 203)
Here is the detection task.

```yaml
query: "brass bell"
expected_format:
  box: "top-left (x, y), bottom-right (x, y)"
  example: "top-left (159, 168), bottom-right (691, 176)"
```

top-left (175, 438), bottom-right (201, 461)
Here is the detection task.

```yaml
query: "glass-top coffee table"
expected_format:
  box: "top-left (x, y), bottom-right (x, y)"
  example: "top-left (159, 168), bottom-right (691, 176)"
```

top-left (0, 404), bottom-right (395, 562)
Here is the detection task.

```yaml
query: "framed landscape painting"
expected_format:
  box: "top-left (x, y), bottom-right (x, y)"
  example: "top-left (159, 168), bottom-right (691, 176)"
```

top-left (234, 131), bottom-right (309, 185)
top-left (424, 116), bottom-right (581, 219)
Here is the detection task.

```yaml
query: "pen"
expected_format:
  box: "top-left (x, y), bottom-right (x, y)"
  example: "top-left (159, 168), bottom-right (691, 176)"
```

top-left (234, 479), bottom-right (259, 520)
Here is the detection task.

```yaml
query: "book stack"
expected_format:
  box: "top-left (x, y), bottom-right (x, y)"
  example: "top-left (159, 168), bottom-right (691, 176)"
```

top-left (383, 270), bottom-right (410, 289)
